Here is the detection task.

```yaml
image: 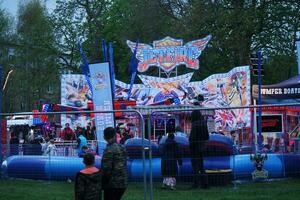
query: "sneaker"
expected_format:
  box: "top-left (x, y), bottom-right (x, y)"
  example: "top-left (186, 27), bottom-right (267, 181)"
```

top-left (170, 186), bottom-right (176, 190)
top-left (161, 184), bottom-right (167, 189)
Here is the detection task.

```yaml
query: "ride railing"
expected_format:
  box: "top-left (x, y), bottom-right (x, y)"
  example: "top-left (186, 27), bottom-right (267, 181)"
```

top-left (7, 141), bottom-right (98, 157)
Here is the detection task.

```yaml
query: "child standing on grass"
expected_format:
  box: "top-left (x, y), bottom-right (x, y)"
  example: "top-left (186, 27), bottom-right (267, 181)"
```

top-left (75, 153), bottom-right (102, 200)
top-left (161, 133), bottom-right (182, 190)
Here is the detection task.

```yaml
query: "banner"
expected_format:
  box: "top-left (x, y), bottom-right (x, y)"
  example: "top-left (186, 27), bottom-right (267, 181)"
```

top-left (61, 66), bottom-right (251, 132)
top-left (115, 66), bottom-right (251, 131)
top-left (61, 74), bottom-right (92, 129)
top-left (89, 63), bottom-right (115, 153)
top-left (61, 74), bottom-right (92, 108)
top-left (252, 75), bottom-right (300, 99)
top-left (127, 35), bottom-right (211, 72)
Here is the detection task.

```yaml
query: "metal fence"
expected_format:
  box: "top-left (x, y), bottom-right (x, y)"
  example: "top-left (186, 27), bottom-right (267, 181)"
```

top-left (1, 104), bottom-right (300, 200)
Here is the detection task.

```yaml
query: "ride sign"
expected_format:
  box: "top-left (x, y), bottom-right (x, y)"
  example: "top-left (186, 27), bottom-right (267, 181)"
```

top-left (127, 35), bottom-right (212, 73)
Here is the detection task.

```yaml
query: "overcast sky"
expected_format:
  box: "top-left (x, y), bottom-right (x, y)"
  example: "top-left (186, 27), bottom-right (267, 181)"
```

top-left (1, 0), bottom-right (56, 16)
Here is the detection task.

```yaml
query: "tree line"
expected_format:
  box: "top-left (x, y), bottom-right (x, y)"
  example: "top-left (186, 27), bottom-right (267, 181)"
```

top-left (0, 0), bottom-right (299, 112)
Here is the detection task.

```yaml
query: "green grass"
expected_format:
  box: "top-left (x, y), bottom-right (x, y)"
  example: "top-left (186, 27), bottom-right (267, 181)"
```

top-left (0, 179), bottom-right (300, 200)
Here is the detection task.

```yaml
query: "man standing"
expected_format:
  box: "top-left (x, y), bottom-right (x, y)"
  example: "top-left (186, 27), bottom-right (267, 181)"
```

top-left (102, 127), bottom-right (127, 200)
top-left (189, 95), bottom-right (209, 189)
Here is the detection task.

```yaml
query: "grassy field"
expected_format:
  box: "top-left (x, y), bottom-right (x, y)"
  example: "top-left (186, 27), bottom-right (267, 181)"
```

top-left (0, 178), bottom-right (300, 200)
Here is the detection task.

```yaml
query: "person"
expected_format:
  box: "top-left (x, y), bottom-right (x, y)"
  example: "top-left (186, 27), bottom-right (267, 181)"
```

top-left (157, 131), bottom-right (165, 145)
top-left (61, 123), bottom-right (75, 140)
top-left (75, 153), bottom-right (102, 200)
top-left (174, 126), bottom-right (186, 137)
top-left (189, 94), bottom-right (209, 189)
top-left (115, 127), bottom-right (122, 144)
top-left (273, 138), bottom-right (280, 153)
top-left (230, 130), bottom-right (237, 145)
top-left (161, 133), bottom-right (182, 190)
top-left (281, 132), bottom-right (290, 152)
top-left (77, 133), bottom-right (88, 156)
top-left (41, 137), bottom-right (50, 154)
top-left (10, 131), bottom-right (19, 156)
top-left (85, 122), bottom-right (95, 140)
top-left (78, 145), bottom-right (96, 158)
top-left (102, 127), bottom-right (127, 200)
top-left (23, 136), bottom-right (43, 155)
top-left (45, 139), bottom-right (57, 156)
top-left (120, 126), bottom-right (132, 145)
top-left (75, 123), bottom-right (85, 139)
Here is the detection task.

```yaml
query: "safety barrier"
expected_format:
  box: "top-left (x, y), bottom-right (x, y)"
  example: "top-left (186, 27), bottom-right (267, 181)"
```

top-left (1, 103), bottom-right (300, 200)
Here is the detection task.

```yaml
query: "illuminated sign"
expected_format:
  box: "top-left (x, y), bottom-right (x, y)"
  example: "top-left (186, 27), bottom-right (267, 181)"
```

top-left (256, 115), bottom-right (283, 133)
top-left (127, 35), bottom-right (211, 72)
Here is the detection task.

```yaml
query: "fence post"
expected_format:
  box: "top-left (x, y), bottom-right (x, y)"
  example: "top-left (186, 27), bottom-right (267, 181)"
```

top-left (0, 66), bottom-right (3, 167)
top-left (257, 51), bottom-right (263, 151)
top-left (147, 117), bottom-right (153, 200)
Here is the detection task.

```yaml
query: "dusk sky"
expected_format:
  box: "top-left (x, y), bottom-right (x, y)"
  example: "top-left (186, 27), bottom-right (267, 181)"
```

top-left (1, 0), bottom-right (56, 16)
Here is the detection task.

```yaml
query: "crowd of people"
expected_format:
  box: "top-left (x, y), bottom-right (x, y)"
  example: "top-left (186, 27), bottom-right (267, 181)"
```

top-left (8, 121), bottom-right (135, 158)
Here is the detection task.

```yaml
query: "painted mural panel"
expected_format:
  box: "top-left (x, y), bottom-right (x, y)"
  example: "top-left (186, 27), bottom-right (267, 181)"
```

top-left (61, 74), bottom-right (92, 128)
top-left (115, 66), bottom-right (251, 131)
top-left (61, 66), bottom-right (251, 131)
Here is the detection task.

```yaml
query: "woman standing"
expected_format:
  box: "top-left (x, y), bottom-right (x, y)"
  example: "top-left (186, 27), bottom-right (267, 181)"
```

top-left (161, 133), bottom-right (182, 190)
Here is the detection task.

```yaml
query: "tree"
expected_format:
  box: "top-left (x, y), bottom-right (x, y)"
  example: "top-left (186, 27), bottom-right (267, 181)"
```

top-left (52, 0), bottom-right (113, 73)
top-left (0, 4), bottom-right (16, 113)
top-left (4, 0), bottom-right (60, 112)
top-left (182, 0), bottom-right (300, 82)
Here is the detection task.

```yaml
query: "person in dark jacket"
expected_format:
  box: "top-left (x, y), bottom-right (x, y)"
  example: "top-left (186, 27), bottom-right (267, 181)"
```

top-left (75, 153), bottom-right (102, 200)
top-left (161, 133), bottom-right (182, 190)
top-left (102, 127), bottom-right (127, 200)
top-left (10, 131), bottom-right (19, 156)
top-left (189, 96), bottom-right (209, 189)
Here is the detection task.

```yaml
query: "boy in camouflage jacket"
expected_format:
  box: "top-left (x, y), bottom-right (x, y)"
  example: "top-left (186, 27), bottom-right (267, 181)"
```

top-left (102, 127), bottom-right (127, 200)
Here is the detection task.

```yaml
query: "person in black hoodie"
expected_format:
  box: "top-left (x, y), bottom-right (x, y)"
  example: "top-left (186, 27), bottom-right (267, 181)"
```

top-left (189, 95), bottom-right (209, 189)
top-left (75, 153), bottom-right (102, 200)
top-left (161, 133), bottom-right (182, 190)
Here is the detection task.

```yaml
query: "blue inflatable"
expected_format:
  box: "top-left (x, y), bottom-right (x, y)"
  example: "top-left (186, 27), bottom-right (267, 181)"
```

top-left (2, 135), bottom-right (300, 181)
top-left (3, 154), bottom-right (300, 181)
top-left (1, 156), bottom-right (101, 180)
top-left (124, 138), bottom-right (160, 158)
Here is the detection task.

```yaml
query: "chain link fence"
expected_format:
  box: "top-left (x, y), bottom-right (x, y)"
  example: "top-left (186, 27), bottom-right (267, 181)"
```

top-left (1, 104), bottom-right (300, 200)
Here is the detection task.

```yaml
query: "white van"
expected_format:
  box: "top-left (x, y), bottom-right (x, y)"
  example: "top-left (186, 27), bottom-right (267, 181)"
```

top-left (7, 115), bottom-right (33, 127)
